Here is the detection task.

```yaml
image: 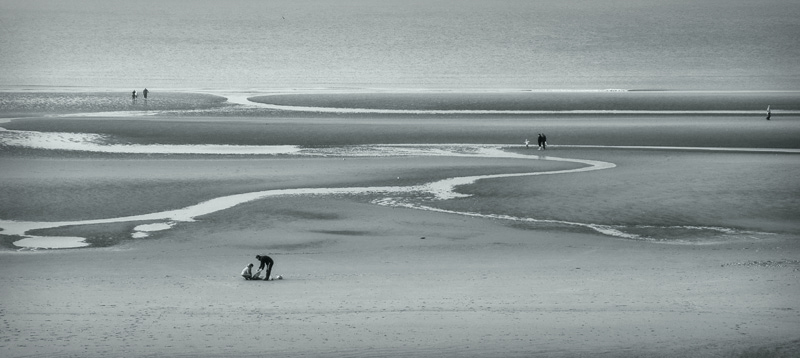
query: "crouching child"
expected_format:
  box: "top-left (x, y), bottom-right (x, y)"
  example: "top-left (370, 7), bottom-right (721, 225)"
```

top-left (241, 263), bottom-right (255, 280)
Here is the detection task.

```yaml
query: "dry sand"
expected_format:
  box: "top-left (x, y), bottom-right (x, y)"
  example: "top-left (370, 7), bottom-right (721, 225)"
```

top-left (1, 97), bottom-right (799, 357)
top-left (2, 194), bottom-right (798, 358)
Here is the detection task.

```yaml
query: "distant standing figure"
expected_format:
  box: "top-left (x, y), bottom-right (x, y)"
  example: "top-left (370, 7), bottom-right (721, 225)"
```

top-left (143, 88), bottom-right (149, 99)
top-left (542, 133), bottom-right (547, 150)
top-left (255, 254), bottom-right (274, 280)
top-left (132, 90), bottom-right (137, 102)
top-left (241, 263), bottom-right (254, 280)
top-left (766, 105), bottom-right (771, 120)
top-left (525, 138), bottom-right (530, 149)
top-left (537, 133), bottom-right (543, 150)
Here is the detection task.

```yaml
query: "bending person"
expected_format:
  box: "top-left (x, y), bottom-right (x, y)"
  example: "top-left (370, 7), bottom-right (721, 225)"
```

top-left (255, 254), bottom-right (274, 280)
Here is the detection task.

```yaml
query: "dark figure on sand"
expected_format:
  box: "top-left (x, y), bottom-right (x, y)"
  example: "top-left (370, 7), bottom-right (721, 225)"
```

top-left (256, 254), bottom-right (274, 280)
top-left (131, 90), bottom-right (137, 102)
top-left (766, 105), bottom-right (771, 120)
top-left (143, 88), bottom-right (149, 99)
top-left (537, 133), bottom-right (548, 150)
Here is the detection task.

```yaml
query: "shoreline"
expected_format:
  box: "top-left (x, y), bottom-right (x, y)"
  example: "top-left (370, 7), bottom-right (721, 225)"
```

top-left (0, 146), bottom-right (610, 249)
top-left (4, 114), bottom-right (800, 150)
top-left (2, 143), bottom-right (797, 250)
top-left (1, 92), bottom-right (799, 357)
top-left (2, 88), bottom-right (799, 115)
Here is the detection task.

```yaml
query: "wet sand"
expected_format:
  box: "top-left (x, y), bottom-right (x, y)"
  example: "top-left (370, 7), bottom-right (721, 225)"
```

top-left (251, 90), bottom-right (800, 111)
top-left (1, 91), bottom-right (799, 357)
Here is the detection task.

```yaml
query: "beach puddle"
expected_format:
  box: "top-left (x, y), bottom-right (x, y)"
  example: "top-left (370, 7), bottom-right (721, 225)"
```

top-left (132, 222), bottom-right (176, 238)
top-left (13, 235), bottom-right (89, 250)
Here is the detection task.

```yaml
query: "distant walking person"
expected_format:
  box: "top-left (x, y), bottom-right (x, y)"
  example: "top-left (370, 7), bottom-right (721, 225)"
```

top-left (537, 133), bottom-right (544, 150)
top-left (143, 88), bottom-right (149, 99)
top-left (766, 105), bottom-right (771, 120)
top-left (255, 254), bottom-right (274, 280)
top-left (542, 133), bottom-right (547, 150)
top-left (525, 138), bottom-right (530, 149)
top-left (131, 90), bottom-right (137, 102)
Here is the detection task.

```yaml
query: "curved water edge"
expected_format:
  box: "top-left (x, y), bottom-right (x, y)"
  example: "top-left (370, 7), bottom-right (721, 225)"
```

top-left (2, 90), bottom-right (796, 249)
top-left (0, 142), bottom-right (778, 250)
top-left (239, 90), bottom-right (800, 115)
top-left (5, 88), bottom-right (798, 117)
top-left (0, 144), bottom-right (619, 250)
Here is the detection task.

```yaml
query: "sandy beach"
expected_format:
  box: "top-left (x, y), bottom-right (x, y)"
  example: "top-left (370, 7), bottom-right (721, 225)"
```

top-left (4, 0), bottom-right (800, 355)
top-left (1, 91), bottom-right (799, 357)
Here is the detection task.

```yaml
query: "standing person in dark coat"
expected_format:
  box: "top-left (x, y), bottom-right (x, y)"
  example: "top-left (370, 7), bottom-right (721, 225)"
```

top-left (255, 254), bottom-right (274, 280)
top-left (541, 133), bottom-right (547, 150)
top-left (537, 133), bottom-right (543, 150)
top-left (143, 88), bottom-right (149, 99)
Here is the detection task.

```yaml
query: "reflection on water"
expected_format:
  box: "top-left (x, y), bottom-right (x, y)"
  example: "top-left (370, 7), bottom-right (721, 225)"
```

top-left (2, 90), bottom-right (796, 249)
top-left (0, 141), bottom-right (616, 249)
top-left (0, 136), bottom-right (777, 250)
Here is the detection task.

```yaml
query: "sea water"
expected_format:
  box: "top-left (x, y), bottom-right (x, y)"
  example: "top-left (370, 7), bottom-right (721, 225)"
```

top-left (1, 0), bottom-right (799, 91)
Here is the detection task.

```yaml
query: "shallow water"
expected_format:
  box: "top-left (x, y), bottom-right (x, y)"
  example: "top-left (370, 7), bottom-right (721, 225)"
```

top-left (1, 91), bottom-right (798, 249)
top-left (0, 144), bottom-right (614, 248)
top-left (1, 138), bottom-right (793, 249)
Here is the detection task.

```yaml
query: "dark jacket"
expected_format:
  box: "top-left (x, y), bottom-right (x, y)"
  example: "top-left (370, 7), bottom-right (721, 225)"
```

top-left (257, 255), bottom-right (273, 270)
